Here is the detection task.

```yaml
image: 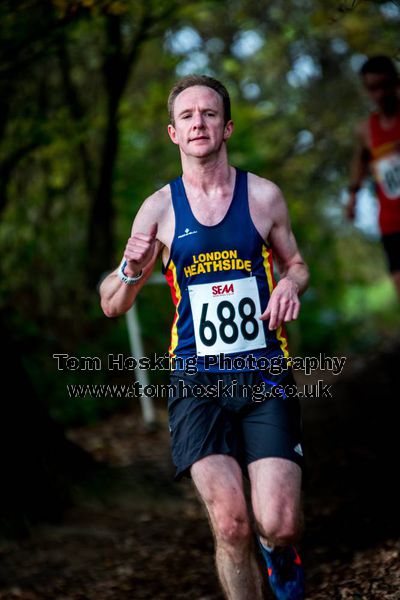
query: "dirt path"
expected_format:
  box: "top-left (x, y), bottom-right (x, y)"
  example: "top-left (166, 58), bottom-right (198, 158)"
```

top-left (1, 344), bottom-right (399, 599)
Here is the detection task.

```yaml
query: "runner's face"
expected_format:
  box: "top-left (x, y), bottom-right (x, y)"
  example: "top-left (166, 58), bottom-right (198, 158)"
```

top-left (363, 72), bottom-right (398, 112)
top-left (167, 85), bottom-right (233, 157)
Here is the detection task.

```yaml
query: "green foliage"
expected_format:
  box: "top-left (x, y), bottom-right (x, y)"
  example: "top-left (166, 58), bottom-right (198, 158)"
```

top-left (1, 0), bottom-right (399, 424)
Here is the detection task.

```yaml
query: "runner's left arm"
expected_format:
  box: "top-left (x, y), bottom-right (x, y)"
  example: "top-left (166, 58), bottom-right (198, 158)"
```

top-left (260, 187), bottom-right (309, 330)
top-left (346, 121), bottom-right (370, 220)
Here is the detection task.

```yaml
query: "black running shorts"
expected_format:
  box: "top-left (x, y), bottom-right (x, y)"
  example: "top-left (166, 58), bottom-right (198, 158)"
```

top-left (382, 231), bottom-right (400, 273)
top-left (167, 369), bottom-right (304, 480)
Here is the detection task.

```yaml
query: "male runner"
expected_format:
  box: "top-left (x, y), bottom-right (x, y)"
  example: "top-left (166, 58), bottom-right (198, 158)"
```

top-left (346, 55), bottom-right (400, 299)
top-left (100, 75), bottom-right (309, 600)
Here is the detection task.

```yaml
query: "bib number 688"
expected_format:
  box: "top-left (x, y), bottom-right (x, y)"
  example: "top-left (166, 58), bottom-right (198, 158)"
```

top-left (199, 297), bottom-right (259, 346)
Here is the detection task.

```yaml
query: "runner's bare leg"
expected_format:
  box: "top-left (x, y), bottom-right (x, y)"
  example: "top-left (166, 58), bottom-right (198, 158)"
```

top-left (391, 271), bottom-right (400, 300)
top-left (249, 457), bottom-right (302, 548)
top-left (191, 454), bottom-right (264, 600)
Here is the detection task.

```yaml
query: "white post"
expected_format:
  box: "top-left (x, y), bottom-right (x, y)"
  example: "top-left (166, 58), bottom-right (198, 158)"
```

top-left (125, 303), bottom-right (156, 427)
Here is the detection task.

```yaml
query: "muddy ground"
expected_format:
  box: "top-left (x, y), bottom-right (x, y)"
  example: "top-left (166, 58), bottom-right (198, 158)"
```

top-left (0, 343), bottom-right (399, 599)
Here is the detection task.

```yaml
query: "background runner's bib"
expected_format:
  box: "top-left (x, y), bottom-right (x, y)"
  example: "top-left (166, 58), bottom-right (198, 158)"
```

top-left (163, 168), bottom-right (289, 371)
top-left (373, 153), bottom-right (400, 199)
top-left (369, 112), bottom-right (400, 234)
top-left (188, 276), bottom-right (266, 356)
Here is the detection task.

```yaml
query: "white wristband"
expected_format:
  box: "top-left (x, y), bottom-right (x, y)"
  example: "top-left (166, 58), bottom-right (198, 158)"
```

top-left (118, 260), bottom-right (143, 285)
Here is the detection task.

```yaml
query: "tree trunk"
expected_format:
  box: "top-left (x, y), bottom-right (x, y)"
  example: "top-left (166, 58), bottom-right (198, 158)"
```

top-left (87, 100), bottom-right (119, 286)
top-left (86, 11), bottom-right (155, 285)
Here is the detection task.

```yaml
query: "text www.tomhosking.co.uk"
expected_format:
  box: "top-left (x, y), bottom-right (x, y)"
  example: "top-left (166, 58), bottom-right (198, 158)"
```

top-left (54, 352), bottom-right (347, 401)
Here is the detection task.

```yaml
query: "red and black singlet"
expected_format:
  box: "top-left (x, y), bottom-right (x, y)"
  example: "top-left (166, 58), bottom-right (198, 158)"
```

top-left (369, 110), bottom-right (400, 235)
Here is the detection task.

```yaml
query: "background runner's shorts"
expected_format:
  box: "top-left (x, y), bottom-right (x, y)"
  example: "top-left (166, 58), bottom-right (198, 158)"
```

top-left (167, 368), bottom-right (304, 480)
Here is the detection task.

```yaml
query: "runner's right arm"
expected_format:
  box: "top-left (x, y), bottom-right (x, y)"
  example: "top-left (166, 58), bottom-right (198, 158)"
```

top-left (346, 121), bottom-right (370, 220)
top-left (100, 193), bottom-right (164, 317)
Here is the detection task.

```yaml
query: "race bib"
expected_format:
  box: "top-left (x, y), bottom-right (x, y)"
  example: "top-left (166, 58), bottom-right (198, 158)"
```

top-left (188, 276), bottom-right (266, 356)
top-left (374, 153), bottom-right (400, 199)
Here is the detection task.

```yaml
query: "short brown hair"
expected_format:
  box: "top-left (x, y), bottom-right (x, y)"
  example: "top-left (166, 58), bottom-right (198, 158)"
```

top-left (167, 75), bottom-right (231, 125)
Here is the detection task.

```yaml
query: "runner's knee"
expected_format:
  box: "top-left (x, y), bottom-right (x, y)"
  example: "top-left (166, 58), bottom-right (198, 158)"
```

top-left (213, 509), bottom-right (252, 548)
top-left (256, 509), bottom-right (300, 546)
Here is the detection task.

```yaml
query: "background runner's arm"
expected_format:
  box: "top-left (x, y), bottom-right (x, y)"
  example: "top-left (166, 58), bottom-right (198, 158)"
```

top-left (346, 122), bottom-right (370, 220)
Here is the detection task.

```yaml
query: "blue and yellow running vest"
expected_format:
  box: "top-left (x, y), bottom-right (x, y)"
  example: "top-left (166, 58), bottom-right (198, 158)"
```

top-left (163, 168), bottom-right (289, 371)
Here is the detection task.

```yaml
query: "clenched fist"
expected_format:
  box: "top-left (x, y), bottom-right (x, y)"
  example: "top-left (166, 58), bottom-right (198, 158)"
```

top-left (123, 223), bottom-right (158, 276)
